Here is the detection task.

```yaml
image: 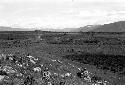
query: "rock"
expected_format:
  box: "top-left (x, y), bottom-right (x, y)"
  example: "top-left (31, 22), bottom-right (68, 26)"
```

top-left (0, 75), bottom-right (5, 81)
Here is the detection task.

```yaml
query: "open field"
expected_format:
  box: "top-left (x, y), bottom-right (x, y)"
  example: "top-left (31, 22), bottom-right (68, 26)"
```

top-left (0, 31), bottom-right (124, 85)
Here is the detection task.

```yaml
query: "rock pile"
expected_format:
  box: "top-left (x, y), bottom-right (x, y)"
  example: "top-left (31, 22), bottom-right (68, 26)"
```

top-left (0, 52), bottom-right (109, 85)
top-left (0, 52), bottom-right (74, 85)
top-left (76, 68), bottom-right (108, 85)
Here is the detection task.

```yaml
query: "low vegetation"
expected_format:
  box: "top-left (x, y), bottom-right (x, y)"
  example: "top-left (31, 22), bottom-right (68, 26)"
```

top-left (63, 52), bottom-right (125, 73)
top-left (0, 31), bottom-right (124, 85)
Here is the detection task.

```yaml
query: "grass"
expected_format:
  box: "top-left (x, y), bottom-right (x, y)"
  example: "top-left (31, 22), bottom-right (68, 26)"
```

top-left (0, 31), bottom-right (124, 85)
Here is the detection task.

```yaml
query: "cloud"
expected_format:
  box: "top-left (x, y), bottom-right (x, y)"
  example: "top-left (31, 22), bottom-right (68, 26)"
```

top-left (0, 0), bottom-right (125, 29)
top-left (1, 8), bottom-right (125, 28)
top-left (0, 0), bottom-right (69, 3)
top-left (1, 0), bottom-right (124, 3)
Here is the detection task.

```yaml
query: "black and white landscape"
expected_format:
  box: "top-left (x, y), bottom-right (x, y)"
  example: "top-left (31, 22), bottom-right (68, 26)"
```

top-left (0, 0), bottom-right (125, 85)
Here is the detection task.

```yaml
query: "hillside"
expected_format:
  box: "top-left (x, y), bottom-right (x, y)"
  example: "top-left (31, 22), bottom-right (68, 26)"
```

top-left (75, 25), bottom-right (101, 32)
top-left (53, 25), bottom-right (101, 32)
top-left (89, 21), bottom-right (125, 32)
top-left (0, 26), bottom-right (32, 31)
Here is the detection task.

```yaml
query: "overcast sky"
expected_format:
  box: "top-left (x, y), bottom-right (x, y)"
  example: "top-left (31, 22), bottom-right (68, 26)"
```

top-left (0, 0), bottom-right (125, 29)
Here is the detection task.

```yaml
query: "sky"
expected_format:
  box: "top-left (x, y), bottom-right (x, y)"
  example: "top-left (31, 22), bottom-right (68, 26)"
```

top-left (0, 0), bottom-right (125, 29)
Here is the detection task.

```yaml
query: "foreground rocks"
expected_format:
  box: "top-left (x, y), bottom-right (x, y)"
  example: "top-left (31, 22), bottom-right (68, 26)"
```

top-left (0, 52), bottom-right (110, 85)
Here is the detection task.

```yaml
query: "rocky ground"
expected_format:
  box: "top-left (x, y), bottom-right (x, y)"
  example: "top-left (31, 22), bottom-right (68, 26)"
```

top-left (0, 39), bottom-right (124, 85)
top-left (0, 49), bottom-right (112, 85)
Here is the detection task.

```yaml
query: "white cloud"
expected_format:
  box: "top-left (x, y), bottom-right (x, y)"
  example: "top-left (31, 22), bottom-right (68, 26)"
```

top-left (0, 0), bottom-right (70, 3)
top-left (0, 0), bottom-right (125, 29)
top-left (1, 0), bottom-right (124, 3)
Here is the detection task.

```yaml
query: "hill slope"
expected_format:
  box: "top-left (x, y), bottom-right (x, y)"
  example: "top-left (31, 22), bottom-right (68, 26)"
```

top-left (89, 21), bottom-right (125, 32)
top-left (0, 26), bottom-right (32, 31)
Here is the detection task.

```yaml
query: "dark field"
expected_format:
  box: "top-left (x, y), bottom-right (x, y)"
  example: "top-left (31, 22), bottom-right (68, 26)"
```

top-left (0, 31), bottom-right (125, 85)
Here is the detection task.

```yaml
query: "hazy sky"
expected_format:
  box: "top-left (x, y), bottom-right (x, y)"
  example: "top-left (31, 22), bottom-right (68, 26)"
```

top-left (0, 0), bottom-right (125, 29)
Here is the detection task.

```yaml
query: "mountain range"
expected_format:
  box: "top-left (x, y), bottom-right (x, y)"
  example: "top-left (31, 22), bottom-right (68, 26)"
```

top-left (0, 21), bottom-right (125, 32)
top-left (0, 26), bottom-right (32, 31)
top-left (34, 21), bottom-right (125, 32)
top-left (88, 21), bottom-right (125, 32)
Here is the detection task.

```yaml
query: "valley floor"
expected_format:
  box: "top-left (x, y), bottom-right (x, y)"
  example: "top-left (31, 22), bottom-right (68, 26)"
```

top-left (0, 40), bottom-right (124, 85)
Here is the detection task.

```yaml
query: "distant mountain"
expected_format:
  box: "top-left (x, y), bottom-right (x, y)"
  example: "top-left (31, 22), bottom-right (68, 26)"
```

top-left (89, 21), bottom-right (125, 32)
top-left (54, 25), bottom-right (100, 32)
top-left (36, 28), bottom-right (75, 32)
top-left (0, 26), bottom-right (32, 31)
top-left (3, 21), bottom-right (124, 32)
top-left (72, 25), bottom-right (101, 32)
top-left (38, 25), bottom-right (101, 32)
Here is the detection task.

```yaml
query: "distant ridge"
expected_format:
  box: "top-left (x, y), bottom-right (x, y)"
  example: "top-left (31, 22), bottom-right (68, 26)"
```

top-left (0, 26), bottom-right (32, 31)
top-left (89, 21), bottom-right (125, 32)
top-left (38, 25), bottom-right (101, 32)
top-left (1, 21), bottom-right (125, 32)
top-left (74, 25), bottom-right (101, 32)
